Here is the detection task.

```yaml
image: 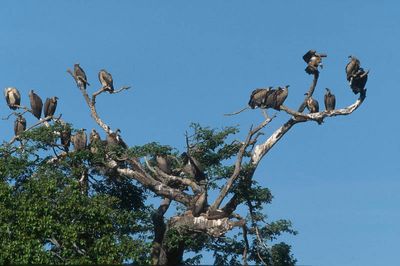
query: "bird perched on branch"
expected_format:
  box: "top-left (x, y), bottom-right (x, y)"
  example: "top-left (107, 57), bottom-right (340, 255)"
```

top-left (248, 87), bottom-right (275, 109)
top-left (106, 129), bottom-right (128, 149)
top-left (181, 151), bottom-right (205, 182)
top-left (71, 129), bottom-right (87, 151)
top-left (345, 55), bottom-right (360, 83)
top-left (89, 129), bottom-right (102, 154)
top-left (305, 93), bottom-right (319, 113)
top-left (43, 97), bottom-right (58, 118)
top-left (156, 155), bottom-right (172, 175)
top-left (350, 68), bottom-right (368, 95)
top-left (98, 69), bottom-right (114, 93)
top-left (324, 88), bottom-right (336, 111)
top-left (14, 115), bottom-right (26, 137)
top-left (60, 123), bottom-right (71, 152)
top-left (29, 90), bottom-right (43, 120)
top-left (273, 85), bottom-right (289, 110)
top-left (4, 87), bottom-right (21, 110)
top-left (303, 50), bottom-right (327, 75)
top-left (74, 64), bottom-right (90, 89)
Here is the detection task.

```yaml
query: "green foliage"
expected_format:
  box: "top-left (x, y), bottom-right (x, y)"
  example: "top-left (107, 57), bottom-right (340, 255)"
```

top-left (0, 125), bottom-right (152, 265)
top-left (0, 122), bottom-right (297, 265)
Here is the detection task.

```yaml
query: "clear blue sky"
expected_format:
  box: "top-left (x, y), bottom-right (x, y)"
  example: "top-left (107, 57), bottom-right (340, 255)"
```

top-left (1, 1), bottom-right (399, 265)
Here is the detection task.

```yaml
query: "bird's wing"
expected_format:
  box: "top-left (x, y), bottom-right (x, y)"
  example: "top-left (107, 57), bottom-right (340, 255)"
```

top-left (303, 50), bottom-right (316, 63)
top-left (5, 90), bottom-right (10, 106)
top-left (13, 119), bottom-right (18, 135)
top-left (43, 98), bottom-right (50, 117)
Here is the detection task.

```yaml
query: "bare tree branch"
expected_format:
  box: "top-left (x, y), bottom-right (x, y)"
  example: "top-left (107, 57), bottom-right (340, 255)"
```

top-left (210, 115), bottom-right (275, 211)
top-left (280, 91), bottom-right (365, 123)
top-left (116, 165), bottom-right (192, 206)
top-left (67, 69), bottom-right (112, 134)
top-left (92, 86), bottom-right (131, 99)
top-left (144, 157), bottom-right (203, 193)
top-left (251, 91), bottom-right (366, 165)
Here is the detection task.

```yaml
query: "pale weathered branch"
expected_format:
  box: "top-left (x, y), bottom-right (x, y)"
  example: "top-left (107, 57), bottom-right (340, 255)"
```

top-left (210, 115), bottom-right (275, 211)
top-left (169, 214), bottom-right (246, 238)
top-left (252, 92), bottom-right (366, 165)
top-left (298, 72), bottom-right (319, 112)
top-left (280, 91), bottom-right (365, 123)
top-left (144, 157), bottom-right (203, 193)
top-left (116, 165), bottom-right (192, 206)
top-left (67, 69), bottom-right (111, 134)
top-left (69, 69), bottom-right (191, 207)
top-left (92, 86), bottom-right (131, 99)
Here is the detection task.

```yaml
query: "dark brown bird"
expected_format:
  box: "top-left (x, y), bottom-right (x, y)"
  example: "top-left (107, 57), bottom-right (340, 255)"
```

top-left (71, 129), bottom-right (87, 151)
top-left (324, 88), bottom-right (336, 111)
top-left (156, 155), bottom-right (172, 175)
top-left (350, 68), bottom-right (368, 95)
top-left (248, 87), bottom-right (272, 109)
top-left (182, 152), bottom-right (205, 182)
top-left (14, 115), bottom-right (26, 137)
top-left (43, 97), bottom-right (58, 118)
top-left (273, 85), bottom-right (289, 110)
top-left (74, 64), bottom-right (90, 89)
top-left (29, 90), bottom-right (43, 120)
top-left (303, 50), bottom-right (327, 75)
top-left (89, 129), bottom-right (101, 154)
top-left (60, 124), bottom-right (72, 152)
top-left (98, 69), bottom-right (114, 93)
top-left (305, 93), bottom-right (319, 113)
top-left (106, 129), bottom-right (128, 149)
top-left (4, 87), bottom-right (21, 110)
top-left (345, 55), bottom-right (360, 82)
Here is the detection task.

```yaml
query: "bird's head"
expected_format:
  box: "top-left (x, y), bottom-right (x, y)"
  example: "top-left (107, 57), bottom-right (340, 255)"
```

top-left (325, 88), bottom-right (331, 94)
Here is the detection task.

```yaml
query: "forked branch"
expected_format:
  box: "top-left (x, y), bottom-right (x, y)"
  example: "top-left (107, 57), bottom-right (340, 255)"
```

top-left (210, 115), bottom-right (275, 211)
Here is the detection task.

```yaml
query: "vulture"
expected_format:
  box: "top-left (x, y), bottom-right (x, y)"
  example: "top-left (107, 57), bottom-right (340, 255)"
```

top-left (156, 155), bottom-right (172, 175)
top-left (29, 90), bottom-right (43, 120)
top-left (106, 129), bottom-right (128, 149)
top-left (324, 88), bottom-right (336, 111)
top-left (98, 69), bottom-right (114, 93)
top-left (14, 115), bottom-right (26, 137)
top-left (4, 87), bottom-right (21, 110)
top-left (181, 152), bottom-right (205, 182)
top-left (248, 87), bottom-right (275, 109)
top-left (350, 68), bottom-right (368, 95)
top-left (303, 50), bottom-right (327, 75)
top-left (305, 94), bottom-right (319, 113)
top-left (60, 125), bottom-right (72, 152)
top-left (273, 85), bottom-right (289, 110)
top-left (71, 129), bottom-right (87, 151)
top-left (345, 55), bottom-right (360, 82)
top-left (248, 88), bottom-right (268, 109)
top-left (43, 97), bottom-right (58, 118)
top-left (89, 129), bottom-right (101, 154)
top-left (74, 64), bottom-right (90, 89)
